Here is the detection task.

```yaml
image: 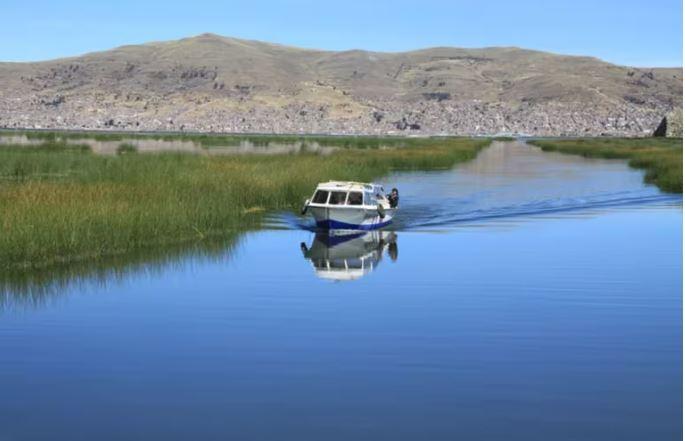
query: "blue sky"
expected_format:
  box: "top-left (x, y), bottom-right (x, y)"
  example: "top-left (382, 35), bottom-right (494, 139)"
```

top-left (2, 0), bottom-right (682, 66)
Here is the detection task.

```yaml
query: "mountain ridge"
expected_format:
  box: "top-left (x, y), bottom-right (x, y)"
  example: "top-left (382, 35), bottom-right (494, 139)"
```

top-left (0, 33), bottom-right (681, 136)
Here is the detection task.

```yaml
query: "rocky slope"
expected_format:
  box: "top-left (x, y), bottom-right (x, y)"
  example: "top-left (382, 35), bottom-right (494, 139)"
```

top-left (0, 33), bottom-right (681, 136)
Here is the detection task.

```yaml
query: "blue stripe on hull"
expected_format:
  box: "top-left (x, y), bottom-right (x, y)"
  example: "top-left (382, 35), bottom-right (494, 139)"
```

top-left (316, 219), bottom-right (392, 231)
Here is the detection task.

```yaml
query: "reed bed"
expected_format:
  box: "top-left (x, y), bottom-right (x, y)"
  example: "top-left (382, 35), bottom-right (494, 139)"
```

top-left (0, 137), bottom-right (488, 270)
top-left (529, 138), bottom-right (683, 193)
top-left (1, 129), bottom-right (454, 149)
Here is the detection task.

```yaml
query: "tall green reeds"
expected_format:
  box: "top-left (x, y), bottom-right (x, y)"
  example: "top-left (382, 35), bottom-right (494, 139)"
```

top-left (528, 138), bottom-right (682, 193)
top-left (0, 137), bottom-right (488, 270)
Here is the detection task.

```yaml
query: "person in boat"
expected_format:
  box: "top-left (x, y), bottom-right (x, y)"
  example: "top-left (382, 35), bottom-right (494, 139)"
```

top-left (387, 188), bottom-right (399, 208)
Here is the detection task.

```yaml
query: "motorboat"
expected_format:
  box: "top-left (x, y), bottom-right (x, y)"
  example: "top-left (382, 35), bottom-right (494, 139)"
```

top-left (300, 231), bottom-right (398, 281)
top-left (301, 181), bottom-right (398, 230)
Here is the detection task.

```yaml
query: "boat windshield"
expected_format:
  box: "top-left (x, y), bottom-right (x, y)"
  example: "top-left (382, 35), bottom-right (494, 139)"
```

top-left (329, 191), bottom-right (347, 205)
top-left (347, 192), bottom-right (363, 205)
top-left (312, 190), bottom-right (329, 204)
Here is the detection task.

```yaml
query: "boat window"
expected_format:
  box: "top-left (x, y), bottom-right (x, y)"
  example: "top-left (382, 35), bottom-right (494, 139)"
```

top-left (364, 192), bottom-right (376, 205)
top-left (329, 191), bottom-right (347, 205)
top-left (330, 258), bottom-right (363, 269)
top-left (312, 190), bottom-right (329, 204)
top-left (347, 192), bottom-right (363, 205)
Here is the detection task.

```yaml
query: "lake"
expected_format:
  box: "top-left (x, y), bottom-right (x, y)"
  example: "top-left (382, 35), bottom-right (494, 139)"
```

top-left (0, 141), bottom-right (681, 440)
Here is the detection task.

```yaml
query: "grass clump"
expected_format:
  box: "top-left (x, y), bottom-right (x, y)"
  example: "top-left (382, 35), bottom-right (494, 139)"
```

top-left (529, 138), bottom-right (683, 193)
top-left (116, 143), bottom-right (138, 155)
top-left (0, 137), bottom-right (488, 270)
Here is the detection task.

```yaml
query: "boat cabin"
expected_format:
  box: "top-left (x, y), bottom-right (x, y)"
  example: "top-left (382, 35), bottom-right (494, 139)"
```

top-left (309, 181), bottom-right (388, 208)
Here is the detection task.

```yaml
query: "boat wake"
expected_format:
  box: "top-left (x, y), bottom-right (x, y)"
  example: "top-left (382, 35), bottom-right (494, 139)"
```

top-left (394, 190), bottom-right (680, 231)
top-left (266, 190), bottom-right (681, 232)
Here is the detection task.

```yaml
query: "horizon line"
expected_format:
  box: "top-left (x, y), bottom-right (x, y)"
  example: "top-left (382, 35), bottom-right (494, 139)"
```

top-left (1, 32), bottom-right (682, 69)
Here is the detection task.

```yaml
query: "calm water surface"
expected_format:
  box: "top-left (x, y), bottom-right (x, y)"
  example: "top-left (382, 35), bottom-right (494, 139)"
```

top-left (1, 141), bottom-right (681, 440)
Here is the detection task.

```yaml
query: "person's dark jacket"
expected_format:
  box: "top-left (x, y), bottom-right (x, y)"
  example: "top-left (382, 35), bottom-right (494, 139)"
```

top-left (388, 193), bottom-right (399, 208)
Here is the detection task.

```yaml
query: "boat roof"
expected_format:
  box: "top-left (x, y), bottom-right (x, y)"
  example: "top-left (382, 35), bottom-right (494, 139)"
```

top-left (316, 181), bottom-right (380, 191)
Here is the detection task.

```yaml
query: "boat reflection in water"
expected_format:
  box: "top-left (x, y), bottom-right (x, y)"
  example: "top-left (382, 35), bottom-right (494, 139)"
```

top-left (300, 231), bottom-right (398, 281)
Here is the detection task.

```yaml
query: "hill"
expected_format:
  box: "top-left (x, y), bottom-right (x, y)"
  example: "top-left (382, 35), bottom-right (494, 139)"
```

top-left (0, 33), bottom-right (681, 136)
